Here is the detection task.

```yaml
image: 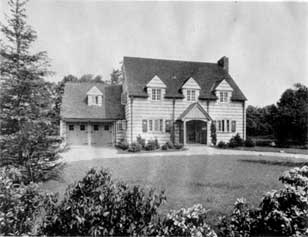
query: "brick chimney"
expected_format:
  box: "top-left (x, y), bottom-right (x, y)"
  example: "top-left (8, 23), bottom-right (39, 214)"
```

top-left (217, 56), bottom-right (229, 72)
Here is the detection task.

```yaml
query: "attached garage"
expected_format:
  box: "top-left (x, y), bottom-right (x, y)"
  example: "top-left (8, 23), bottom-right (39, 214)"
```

top-left (60, 82), bottom-right (125, 147)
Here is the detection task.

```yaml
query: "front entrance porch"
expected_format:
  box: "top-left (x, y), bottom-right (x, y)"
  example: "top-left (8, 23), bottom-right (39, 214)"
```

top-left (175, 102), bottom-right (212, 146)
top-left (186, 120), bottom-right (207, 144)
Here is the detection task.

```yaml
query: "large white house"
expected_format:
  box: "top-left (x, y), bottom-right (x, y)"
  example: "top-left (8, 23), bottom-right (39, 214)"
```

top-left (60, 56), bottom-right (247, 146)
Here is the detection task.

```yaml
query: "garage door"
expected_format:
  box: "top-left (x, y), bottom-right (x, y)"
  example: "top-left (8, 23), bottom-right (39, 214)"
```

top-left (66, 123), bottom-right (88, 145)
top-left (91, 123), bottom-right (113, 146)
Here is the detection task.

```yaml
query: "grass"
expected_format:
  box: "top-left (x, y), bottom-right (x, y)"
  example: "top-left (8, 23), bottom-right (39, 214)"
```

top-left (231, 146), bottom-right (308, 155)
top-left (42, 154), bottom-right (308, 226)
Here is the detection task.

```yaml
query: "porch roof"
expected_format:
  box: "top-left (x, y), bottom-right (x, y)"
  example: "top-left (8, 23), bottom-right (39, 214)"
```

top-left (178, 102), bottom-right (212, 121)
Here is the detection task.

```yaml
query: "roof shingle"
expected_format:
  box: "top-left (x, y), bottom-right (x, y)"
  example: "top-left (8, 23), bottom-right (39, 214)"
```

top-left (61, 82), bottom-right (125, 120)
top-left (123, 56), bottom-right (247, 101)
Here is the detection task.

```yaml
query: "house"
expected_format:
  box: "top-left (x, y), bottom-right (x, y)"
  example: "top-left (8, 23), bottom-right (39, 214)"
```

top-left (60, 56), bottom-right (247, 146)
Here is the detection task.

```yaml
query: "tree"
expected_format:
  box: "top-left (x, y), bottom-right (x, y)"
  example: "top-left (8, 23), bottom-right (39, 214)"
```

top-left (210, 122), bottom-right (217, 145)
top-left (110, 68), bottom-right (123, 85)
top-left (0, 0), bottom-right (62, 183)
top-left (273, 83), bottom-right (308, 146)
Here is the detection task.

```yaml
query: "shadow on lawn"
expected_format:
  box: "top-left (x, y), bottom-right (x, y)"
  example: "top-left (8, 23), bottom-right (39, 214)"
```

top-left (238, 159), bottom-right (308, 167)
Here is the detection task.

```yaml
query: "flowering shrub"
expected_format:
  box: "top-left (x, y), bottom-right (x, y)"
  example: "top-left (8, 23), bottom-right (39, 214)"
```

top-left (146, 204), bottom-right (217, 236)
top-left (0, 166), bottom-right (53, 235)
top-left (145, 139), bottom-right (160, 151)
top-left (115, 140), bottom-right (129, 150)
top-left (217, 166), bottom-right (308, 237)
top-left (40, 168), bottom-right (166, 236)
top-left (136, 135), bottom-right (146, 149)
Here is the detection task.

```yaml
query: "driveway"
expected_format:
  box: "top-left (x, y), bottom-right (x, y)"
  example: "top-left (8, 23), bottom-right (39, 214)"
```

top-left (60, 145), bottom-right (308, 163)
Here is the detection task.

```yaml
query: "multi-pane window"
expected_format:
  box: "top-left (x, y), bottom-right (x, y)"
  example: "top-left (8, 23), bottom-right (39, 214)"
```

top-left (216, 120), bottom-right (236, 133)
top-left (117, 120), bottom-right (127, 130)
top-left (152, 88), bottom-right (162, 100)
top-left (219, 91), bottom-right (229, 102)
top-left (69, 125), bottom-right (74, 131)
top-left (80, 125), bottom-right (85, 131)
top-left (165, 120), bottom-right (171, 133)
top-left (187, 89), bottom-right (196, 101)
top-left (93, 125), bottom-right (99, 131)
top-left (104, 125), bottom-right (109, 131)
top-left (143, 119), bottom-right (164, 132)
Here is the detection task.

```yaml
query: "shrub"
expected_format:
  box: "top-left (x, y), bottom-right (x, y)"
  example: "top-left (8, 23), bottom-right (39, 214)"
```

top-left (115, 140), bottom-right (129, 150)
top-left (166, 140), bottom-right (175, 149)
top-left (0, 166), bottom-right (54, 236)
top-left (229, 133), bottom-right (244, 148)
top-left (154, 138), bottom-right (160, 149)
top-left (145, 139), bottom-right (159, 151)
top-left (146, 204), bottom-right (217, 237)
top-left (174, 142), bottom-right (184, 149)
top-left (255, 139), bottom-right (273, 147)
top-left (161, 143), bottom-right (168, 150)
top-left (128, 142), bottom-right (142, 152)
top-left (40, 168), bottom-right (166, 236)
top-left (217, 166), bottom-right (308, 237)
top-left (136, 135), bottom-right (146, 149)
top-left (211, 123), bottom-right (217, 146)
top-left (244, 137), bottom-right (255, 147)
top-left (217, 141), bottom-right (227, 149)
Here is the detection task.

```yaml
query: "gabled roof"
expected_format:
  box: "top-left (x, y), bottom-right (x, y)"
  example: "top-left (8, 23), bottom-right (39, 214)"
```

top-left (123, 56), bottom-right (247, 101)
top-left (61, 82), bottom-right (125, 120)
top-left (178, 102), bottom-right (212, 121)
top-left (182, 77), bottom-right (201, 89)
top-left (146, 75), bottom-right (166, 88)
top-left (87, 86), bottom-right (103, 95)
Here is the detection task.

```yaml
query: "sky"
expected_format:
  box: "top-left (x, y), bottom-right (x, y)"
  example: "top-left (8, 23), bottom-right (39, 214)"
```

top-left (0, 0), bottom-right (307, 106)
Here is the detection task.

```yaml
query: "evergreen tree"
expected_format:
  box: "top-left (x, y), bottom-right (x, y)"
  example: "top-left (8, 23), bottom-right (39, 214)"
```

top-left (0, 0), bottom-right (62, 183)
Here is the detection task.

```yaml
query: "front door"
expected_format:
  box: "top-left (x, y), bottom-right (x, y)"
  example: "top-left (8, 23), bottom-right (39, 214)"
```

top-left (186, 120), bottom-right (207, 144)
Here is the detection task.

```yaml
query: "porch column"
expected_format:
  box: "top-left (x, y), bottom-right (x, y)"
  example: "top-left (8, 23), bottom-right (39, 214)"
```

top-left (87, 122), bottom-right (91, 146)
top-left (183, 120), bottom-right (187, 145)
top-left (207, 120), bottom-right (211, 146)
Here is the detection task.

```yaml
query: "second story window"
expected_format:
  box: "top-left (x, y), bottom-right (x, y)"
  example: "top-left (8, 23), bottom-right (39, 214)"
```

top-left (187, 89), bottom-right (196, 101)
top-left (219, 91), bottom-right (229, 103)
top-left (152, 88), bottom-right (161, 100)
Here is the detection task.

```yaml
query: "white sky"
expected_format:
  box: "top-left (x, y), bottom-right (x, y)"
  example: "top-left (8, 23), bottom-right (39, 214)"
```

top-left (1, 0), bottom-right (307, 106)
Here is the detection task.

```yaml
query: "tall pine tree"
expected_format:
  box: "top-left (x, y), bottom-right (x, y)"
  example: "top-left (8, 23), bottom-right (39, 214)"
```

top-left (0, 0), bottom-right (62, 183)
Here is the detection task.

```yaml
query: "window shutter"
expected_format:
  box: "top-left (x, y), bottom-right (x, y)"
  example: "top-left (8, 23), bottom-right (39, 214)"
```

top-left (160, 119), bottom-right (163, 131)
top-left (122, 120), bottom-right (127, 130)
top-left (231, 121), bottom-right (236, 132)
top-left (142, 120), bottom-right (147, 132)
top-left (213, 120), bottom-right (216, 129)
top-left (165, 120), bottom-right (171, 133)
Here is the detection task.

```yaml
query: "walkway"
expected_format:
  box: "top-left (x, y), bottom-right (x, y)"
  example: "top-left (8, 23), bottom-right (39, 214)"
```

top-left (61, 145), bottom-right (308, 163)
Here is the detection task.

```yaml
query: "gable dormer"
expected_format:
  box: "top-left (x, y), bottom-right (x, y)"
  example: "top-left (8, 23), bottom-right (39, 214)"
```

top-left (182, 77), bottom-right (201, 102)
top-left (214, 79), bottom-right (233, 103)
top-left (146, 75), bottom-right (166, 101)
top-left (87, 86), bottom-right (103, 106)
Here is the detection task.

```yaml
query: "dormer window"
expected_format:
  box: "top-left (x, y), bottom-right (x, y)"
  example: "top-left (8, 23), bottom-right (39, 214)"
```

top-left (87, 86), bottom-right (103, 106)
top-left (187, 89), bottom-right (196, 101)
top-left (152, 88), bottom-right (161, 100)
top-left (219, 91), bottom-right (229, 103)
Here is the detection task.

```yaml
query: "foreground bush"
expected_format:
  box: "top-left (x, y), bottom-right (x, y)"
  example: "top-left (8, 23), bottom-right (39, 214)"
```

top-left (40, 168), bottom-right (166, 236)
top-left (115, 140), bottom-right (129, 150)
top-left (244, 137), bottom-right (255, 147)
top-left (147, 204), bottom-right (217, 237)
top-left (0, 167), bottom-right (52, 235)
top-left (217, 166), bottom-right (308, 236)
top-left (217, 141), bottom-right (227, 149)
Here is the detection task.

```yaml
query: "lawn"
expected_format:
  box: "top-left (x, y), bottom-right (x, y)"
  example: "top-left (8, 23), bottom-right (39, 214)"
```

top-left (42, 154), bottom-right (308, 226)
top-left (231, 146), bottom-right (308, 155)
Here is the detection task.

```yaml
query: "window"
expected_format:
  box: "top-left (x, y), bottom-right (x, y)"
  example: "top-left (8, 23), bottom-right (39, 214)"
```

top-left (154, 119), bottom-right (159, 131)
top-left (80, 125), bottom-right (85, 131)
top-left (160, 119), bottom-right (163, 131)
top-left (104, 125), bottom-right (109, 131)
top-left (165, 120), bottom-right (171, 133)
top-left (95, 96), bottom-right (99, 104)
top-left (69, 125), bottom-right (74, 131)
top-left (216, 119), bottom-right (235, 133)
top-left (93, 125), bottom-right (99, 131)
top-left (117, 120), bottom-right (126, 130)
top-left (142, 120), bottom-right (147, 132)
top-left (219, 91), bottom-right (228, 102)
top-left (152, 88), bottom-right (161, 100)
top-left (231, 121), bottom-right (236, 132)
top-left (187, 89), bottom-right (196, 101)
